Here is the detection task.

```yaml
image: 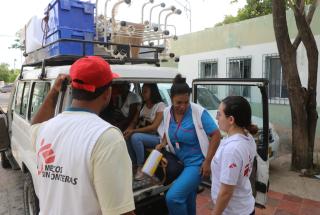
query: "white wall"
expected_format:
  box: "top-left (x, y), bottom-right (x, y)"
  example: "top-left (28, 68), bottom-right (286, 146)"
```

top-left (178, 36), bottom-right (320, 106)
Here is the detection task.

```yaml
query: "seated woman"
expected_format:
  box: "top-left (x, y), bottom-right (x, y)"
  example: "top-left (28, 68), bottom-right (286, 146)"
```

top-left (124, 83), bottom-right (166, 180)
top-left (100, 82), bottom-right (141, 131)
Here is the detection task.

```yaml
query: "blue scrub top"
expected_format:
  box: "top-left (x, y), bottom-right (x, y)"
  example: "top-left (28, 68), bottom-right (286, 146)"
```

top-left (168, 105), bottom-right (218, 167)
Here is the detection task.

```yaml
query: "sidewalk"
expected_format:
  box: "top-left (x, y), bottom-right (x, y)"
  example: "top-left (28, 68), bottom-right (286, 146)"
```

top-left (269, 153), bottom-right (320, 201)
top-left (196, 152), bottom-right (320, 215)
top-left (196, 188), bottom-right (320, 215)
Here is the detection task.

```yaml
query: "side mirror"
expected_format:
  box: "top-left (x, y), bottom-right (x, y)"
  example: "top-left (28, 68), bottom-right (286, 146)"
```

top-left (0, 113), bottom-right (10, 152)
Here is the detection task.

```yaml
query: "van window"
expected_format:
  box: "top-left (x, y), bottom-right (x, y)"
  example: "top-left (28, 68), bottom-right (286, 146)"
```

top-left (14, 83), bottom-right (24, 114)
top-left (29, 82), bottom-right (51, 120)
top-left (197, 87), bottom-right (220, 110)
top-left (14, 82), bottom-right (31, 118)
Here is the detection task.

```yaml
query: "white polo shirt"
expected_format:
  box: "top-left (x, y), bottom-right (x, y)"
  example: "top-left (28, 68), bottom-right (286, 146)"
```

top-left (211, 133), bottom-right (256, 215)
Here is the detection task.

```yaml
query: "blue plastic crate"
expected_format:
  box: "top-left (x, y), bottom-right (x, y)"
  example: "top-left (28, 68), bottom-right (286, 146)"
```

top-left (46, 28), bottom-right (94, 57)
top-left (46, 0), bottom-right (95, 35)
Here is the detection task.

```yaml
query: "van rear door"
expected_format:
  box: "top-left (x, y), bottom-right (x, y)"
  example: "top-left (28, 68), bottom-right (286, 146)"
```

top-left (192, 78), bottom-right (269, 207)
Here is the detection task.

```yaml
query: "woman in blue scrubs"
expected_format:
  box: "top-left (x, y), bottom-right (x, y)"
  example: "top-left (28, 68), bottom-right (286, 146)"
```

top-left (156, 74), bottom-right (221, 215)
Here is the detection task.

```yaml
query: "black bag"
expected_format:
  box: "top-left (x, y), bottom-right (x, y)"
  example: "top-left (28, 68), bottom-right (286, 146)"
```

top-left (155, 149), bottom-right (184, 185)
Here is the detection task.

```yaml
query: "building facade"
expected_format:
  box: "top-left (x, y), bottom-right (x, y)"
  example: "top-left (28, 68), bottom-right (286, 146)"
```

top-left (168, 7), bottom-right (320, 141)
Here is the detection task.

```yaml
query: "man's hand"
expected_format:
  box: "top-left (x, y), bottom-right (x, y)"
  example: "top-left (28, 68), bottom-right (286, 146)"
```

top-left (53, 74), bottom-right (70, 93)
top-left (200, 159), bottom-right (211, 178)
top-left (31, 74), bottom-right (70, 125)
top-left (123, 128), bottom-right (135, 140)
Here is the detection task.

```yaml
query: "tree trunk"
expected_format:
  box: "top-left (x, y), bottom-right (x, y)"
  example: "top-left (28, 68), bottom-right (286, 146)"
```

top-left (272, 0), bottom-right (318, 170)
top-left (292, 0), bottom-right (319, 169)
top-left (283, 54), bottom-right (311, 169)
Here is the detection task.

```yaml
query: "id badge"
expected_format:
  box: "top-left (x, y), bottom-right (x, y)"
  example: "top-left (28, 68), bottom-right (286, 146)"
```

top-left (175, 142), bottom-right (180, 150)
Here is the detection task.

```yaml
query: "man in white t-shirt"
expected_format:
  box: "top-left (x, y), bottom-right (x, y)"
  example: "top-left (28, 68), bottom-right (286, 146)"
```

top-left (31, 56), bottom-right (135, 215)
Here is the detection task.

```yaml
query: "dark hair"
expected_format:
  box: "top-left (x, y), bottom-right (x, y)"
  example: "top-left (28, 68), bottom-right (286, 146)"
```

top-left (170, 74), bottom-right (191, 98)
top-left (72, 84), bottom-right (110, 101)
top-left (222, 96), bottom-right (258, 135)
top-left (143, 83), bottom-right (163, 104)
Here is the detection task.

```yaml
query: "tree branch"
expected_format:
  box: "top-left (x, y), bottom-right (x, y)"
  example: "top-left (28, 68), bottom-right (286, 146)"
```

top-left (272, 0), bottom-right (303, 96)
top-left (272, 0), bottom-right (294, 57)
top-left (293, 0), bottom-right (318, 99)
top-left (292, 0), bottom-right (317, 49)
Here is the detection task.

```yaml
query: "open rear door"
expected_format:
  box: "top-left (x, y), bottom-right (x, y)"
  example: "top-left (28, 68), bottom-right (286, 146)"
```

top-left (192, 78), bottom-right (269, 207)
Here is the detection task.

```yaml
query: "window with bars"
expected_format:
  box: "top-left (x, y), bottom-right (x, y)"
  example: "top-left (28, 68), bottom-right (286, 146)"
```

top-left (199, 61), bottom-right (218, 94)
top-left (227, 58), bottom-right (251, 98)
top-left (200, 61), bottom-right (218, 78)
top-left (265, 56), bottom-right (288, 100)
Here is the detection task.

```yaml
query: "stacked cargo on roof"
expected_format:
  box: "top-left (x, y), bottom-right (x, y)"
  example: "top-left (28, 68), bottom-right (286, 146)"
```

top-left (44, 0), bottom-right (95, 57)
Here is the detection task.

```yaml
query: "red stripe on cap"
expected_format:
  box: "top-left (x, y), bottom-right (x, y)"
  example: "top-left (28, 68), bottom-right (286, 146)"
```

top-left (72, 82), bottom-right (96, 92)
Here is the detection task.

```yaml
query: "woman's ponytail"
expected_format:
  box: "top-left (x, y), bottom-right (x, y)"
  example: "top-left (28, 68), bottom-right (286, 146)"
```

top-left (245, 124), bottom-right (258, 135)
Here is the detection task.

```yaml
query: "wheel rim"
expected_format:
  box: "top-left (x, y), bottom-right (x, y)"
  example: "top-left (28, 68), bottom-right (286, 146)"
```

top-left (27, 188), bottom-right (34, 215)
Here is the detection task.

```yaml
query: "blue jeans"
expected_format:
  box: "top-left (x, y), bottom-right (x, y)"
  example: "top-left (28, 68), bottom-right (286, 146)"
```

top-left (166, 165), bottom-right (201, 215)
top-left (130, 133), bottom-right (160, 166)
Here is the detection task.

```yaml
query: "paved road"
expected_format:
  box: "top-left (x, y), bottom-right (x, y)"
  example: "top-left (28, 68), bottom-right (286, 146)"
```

top-left (0, 93), bottom-right (10, 112)
top-left (0, 92), bottom-right (25, 215)
top-left (0, 167), bottom-right (24, 215)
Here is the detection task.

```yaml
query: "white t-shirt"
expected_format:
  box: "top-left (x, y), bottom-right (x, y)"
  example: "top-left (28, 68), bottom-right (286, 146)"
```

top-left (121, 92), bottom-right (141, 117)
top-left (211, 133), bottom-right (256, 215)
top-left (139, 102), bottom-right (166, 125)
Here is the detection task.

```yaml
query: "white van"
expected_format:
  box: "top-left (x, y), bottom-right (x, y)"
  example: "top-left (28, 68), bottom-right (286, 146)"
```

top-left (0, 60), bottom-right (270, 214)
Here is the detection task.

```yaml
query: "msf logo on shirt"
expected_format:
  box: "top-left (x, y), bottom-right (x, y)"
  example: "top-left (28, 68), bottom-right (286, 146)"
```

top-left (37, 139), bottom-right (55, 175)
top-left (244, 155), bottom-right (254, 177)
top-left (36, 138), bottom-right (79, 185)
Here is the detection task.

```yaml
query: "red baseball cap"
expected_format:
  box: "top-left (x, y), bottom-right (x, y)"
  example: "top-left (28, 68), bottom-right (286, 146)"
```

top-left (70, 56), bottom-right (119, 92)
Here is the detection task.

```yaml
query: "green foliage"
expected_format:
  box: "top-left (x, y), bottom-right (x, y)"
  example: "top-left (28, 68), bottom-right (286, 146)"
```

top-left (9, 33), bottom-right (25, 51)
top-left (217, 0), bottom-right (316, 26)
top-left (215, 0), bottom-right (276, 26)
top-left (0, 63), bottom-right (19, 83)
top-left (215, 15), bottom-right (239, 26)
top-left (9, 38), bottom-right (25, 51)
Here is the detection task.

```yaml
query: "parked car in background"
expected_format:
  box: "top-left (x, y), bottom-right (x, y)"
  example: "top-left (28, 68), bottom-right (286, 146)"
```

top-left (0, 84), bottom-right (14, 93)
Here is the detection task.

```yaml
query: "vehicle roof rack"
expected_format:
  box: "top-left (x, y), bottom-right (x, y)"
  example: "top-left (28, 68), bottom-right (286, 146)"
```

top-left (20, 38), bottom-right (165, 80)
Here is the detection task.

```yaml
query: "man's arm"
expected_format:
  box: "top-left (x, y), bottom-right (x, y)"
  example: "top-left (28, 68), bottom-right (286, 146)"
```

top-left (91, 128), bottom-right (135, 215)
top-left (123, 103), bottom-right (139, 129)
top-left (31, 74), bottom-right (70, 125)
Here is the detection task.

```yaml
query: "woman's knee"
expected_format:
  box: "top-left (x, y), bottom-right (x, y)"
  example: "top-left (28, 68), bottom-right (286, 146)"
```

top-left (165, 190), bottom-right (176, 205)
top-left (166, 186), bottom-right (185, 205)
top-left (130, 133), bottom-right (142, 144)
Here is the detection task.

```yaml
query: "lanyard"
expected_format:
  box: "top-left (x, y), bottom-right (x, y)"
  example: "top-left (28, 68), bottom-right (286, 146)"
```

top-left (171, 107), bottom-right (187, 146)
top-left (174, 120), bottom-right (183, 141)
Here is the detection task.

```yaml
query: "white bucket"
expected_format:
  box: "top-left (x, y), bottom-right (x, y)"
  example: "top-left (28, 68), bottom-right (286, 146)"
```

top-left (142, 150), bottom-right (163, 177)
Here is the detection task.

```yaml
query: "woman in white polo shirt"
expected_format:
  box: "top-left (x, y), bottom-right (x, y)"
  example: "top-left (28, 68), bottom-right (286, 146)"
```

top-left (211, 96), bottom-right (257, 215)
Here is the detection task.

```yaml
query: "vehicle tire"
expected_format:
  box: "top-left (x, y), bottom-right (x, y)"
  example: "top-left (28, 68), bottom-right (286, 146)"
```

top-left (24, 172), bottom-right (39, 215)
top-left (1, 151), bottom-right (11, 169)
top-left (250, 157), bottom-right (257, 197)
